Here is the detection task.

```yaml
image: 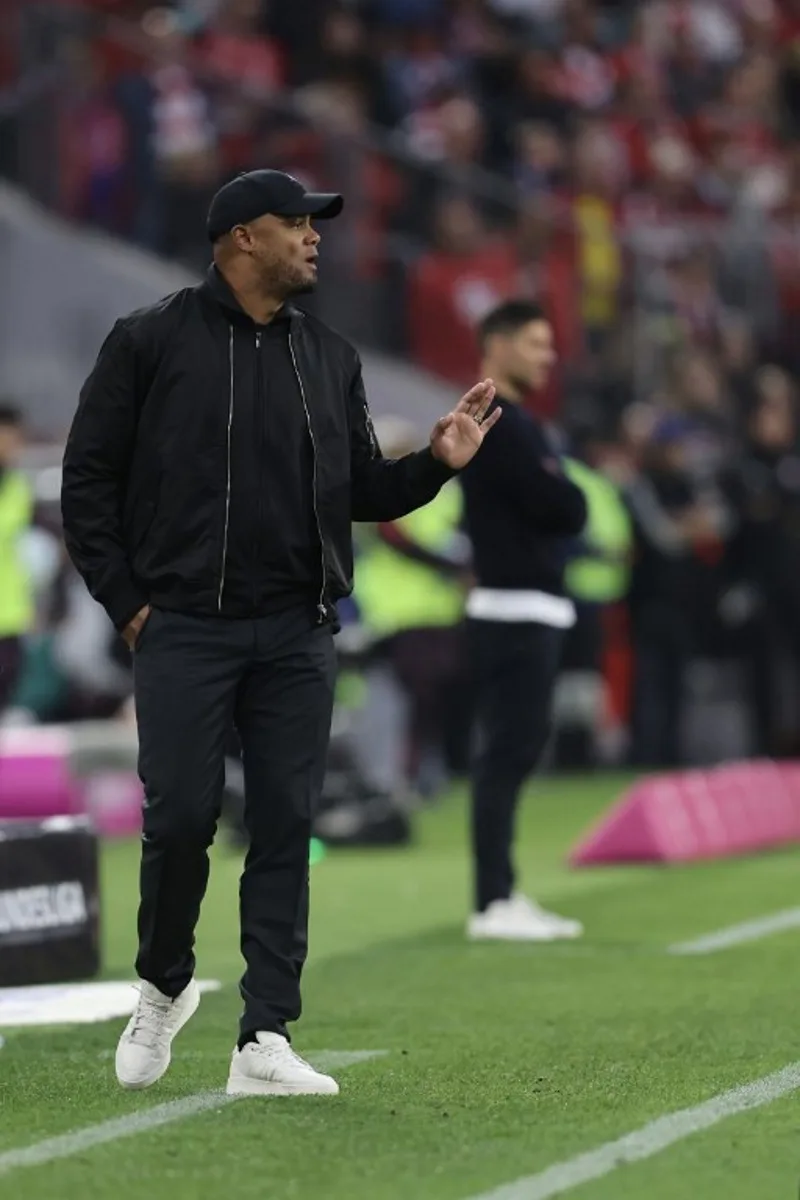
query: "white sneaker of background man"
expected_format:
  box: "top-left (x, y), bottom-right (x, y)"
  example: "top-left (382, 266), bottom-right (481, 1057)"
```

top-left (115, 982), bottom-right (339, 1095)
top-left (467, 893), bottom-right (584, 942)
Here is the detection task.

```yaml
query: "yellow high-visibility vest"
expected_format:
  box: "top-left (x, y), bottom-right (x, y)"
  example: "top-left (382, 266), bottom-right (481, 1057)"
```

top-left (0, 470), bottom-right (34, 638)
top-left (354, 482), bottom-right (465, 636)
top-left (563, 457), bottom-right (631, 603)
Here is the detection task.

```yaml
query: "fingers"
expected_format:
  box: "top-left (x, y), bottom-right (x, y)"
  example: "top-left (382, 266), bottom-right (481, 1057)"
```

top-left (456, 378), bottom-right (495, 418)
top-left (431, 414), bottom-right (454, 441)
top-left (479, 406), bottom-right (502, 434)
top-left (475, 382), bottom-right (496, 423)
top-left (455, 381), bottom-right (486, 410)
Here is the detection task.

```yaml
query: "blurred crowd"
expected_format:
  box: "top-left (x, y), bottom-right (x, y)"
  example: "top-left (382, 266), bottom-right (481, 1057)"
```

top-left (4, 0), bottom-right (800, 802)
top-left (7, 1), bottom-right (800, 375)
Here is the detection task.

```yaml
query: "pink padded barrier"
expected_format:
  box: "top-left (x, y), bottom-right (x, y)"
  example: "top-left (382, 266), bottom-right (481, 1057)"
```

top-left (569, 760), bottom-right (800, 866)
top-left (82, 771), bottom-right (143, 838)
top-left (0, 728), bottom-right (83, 819)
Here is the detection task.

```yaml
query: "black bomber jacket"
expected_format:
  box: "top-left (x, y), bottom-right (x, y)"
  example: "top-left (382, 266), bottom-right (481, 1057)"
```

top-left (61, 267), bottom-right (454, 630)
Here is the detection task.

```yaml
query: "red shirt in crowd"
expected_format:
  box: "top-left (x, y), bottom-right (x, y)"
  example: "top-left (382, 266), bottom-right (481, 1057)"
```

top-left (196, 30), bottom-right (283, 97)
top-left (406, 238), bottom-right (577, 416)
top-left (407, 242), bottom-right (520, 386)
top-left (194, 30), bottom-right (284, 172)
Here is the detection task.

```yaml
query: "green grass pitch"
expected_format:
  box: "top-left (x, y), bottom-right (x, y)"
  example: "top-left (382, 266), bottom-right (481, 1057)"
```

top-left (1, 775), bottom-right (799, 1200)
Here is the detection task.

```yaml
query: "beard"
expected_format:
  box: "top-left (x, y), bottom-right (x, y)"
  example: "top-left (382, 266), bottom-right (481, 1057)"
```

top-left (255, 251), bottom-right (317, 298)
top-left (277, 262), bottom-right (318, 297)
top-left (509, 371), bottom-right (535, 396)
top-left (510, 366), bottom-right (550, 395)
top-left (286, 274), bottom-right (317, 296)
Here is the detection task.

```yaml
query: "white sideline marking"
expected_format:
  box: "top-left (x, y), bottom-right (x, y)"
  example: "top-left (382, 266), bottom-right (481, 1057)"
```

top-left (669, 907), bottom-right (800, 956)
top-left (0, 1093), bottom-right (230, 1176)
top-left (465, 1061), bottom-right (800, 1200)
top-left (0, 979), bottom-right (222, 1029)
top-left (313, 1049), bottom-right (388, 1069)
top-left (0, 1050), bottom-right (387, 1177)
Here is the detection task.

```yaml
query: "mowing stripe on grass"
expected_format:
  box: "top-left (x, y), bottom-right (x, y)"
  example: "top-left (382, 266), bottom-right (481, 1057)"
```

top-left (669, 907), bottom-right (800, 955)
top-left (0, 1050), bottom-right (387, 1178)
top-left (465, 1061), bottom-right (800, 1200)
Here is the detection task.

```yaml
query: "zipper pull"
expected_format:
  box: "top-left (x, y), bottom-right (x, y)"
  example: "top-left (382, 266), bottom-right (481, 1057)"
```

top-left (316, 603), bottom-right (327, 624)
top-left (255, 331), bottom-right (262, 349)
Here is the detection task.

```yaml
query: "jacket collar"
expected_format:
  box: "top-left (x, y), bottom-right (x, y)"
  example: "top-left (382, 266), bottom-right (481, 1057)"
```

top-left (198, 265), bottom-right (301, 326)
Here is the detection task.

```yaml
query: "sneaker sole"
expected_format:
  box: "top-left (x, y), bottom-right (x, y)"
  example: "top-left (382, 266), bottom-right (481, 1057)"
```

top-left (116, 981), bottom-right (202, 1090)
top-left (225, 1076), bottom-right (340, 1097)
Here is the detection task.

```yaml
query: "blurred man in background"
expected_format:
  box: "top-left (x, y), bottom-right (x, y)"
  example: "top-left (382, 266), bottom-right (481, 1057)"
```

top-left (726, 368), bottom-right (800, 756)
top-left (0, 404), bottom-right (34, 715)
top-left (625, 415), bottom-right (726, 767)
top-left (461, 300), bottom-right (587, 941)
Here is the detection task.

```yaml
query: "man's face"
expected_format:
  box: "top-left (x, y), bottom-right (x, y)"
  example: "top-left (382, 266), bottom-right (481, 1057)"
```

top-left (236, 213), bottom-right (322, 297)
top-left (498, 319), bottom-right (556, 393)
top-left (0, 422), bottom-right (22, 469)
top-left (753, 396), bottom-right (795, 450)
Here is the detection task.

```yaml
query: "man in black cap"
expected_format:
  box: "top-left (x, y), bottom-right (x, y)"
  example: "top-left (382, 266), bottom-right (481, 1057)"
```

top-left (62, 169), bottom-right (499, 1097)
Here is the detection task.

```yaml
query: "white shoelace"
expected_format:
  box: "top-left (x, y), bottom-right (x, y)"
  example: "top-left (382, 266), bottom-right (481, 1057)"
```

top-left (512, 894), bottom-right (560, 920)
top-left (129, 994), bottom-right (173, 1046)
top-left (250, 1040), bottom-right (314, 1073)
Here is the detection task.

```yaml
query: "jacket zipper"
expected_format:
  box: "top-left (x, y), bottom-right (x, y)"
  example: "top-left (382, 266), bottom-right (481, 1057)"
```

top-left (217, 324), bottom-right (235, 611)
top-left (288, 328), bottom-right (328, 623)
top-left (254, 329), bottom-right (263, 611)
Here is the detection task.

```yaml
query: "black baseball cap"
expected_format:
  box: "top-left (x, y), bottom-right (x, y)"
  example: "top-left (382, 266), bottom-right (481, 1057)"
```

top-left (207, 169), bottom-right (344, 242)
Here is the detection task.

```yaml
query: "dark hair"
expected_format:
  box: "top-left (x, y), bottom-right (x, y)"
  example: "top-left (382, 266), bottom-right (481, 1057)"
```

top-left (478, 300), bottom-right (548, 349)
top-left (0, 403), bottom-right (22, 427)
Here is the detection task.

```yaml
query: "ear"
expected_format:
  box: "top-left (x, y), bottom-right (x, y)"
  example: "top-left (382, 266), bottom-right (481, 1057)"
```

top-left (230, 224), bottom-right (254, 252)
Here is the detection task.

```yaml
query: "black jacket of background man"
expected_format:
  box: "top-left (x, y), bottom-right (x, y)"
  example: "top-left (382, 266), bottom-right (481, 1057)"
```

top-left (61, 267), bottom-right (454, 631)
top-left (461, 396), bottom-right (587, 598)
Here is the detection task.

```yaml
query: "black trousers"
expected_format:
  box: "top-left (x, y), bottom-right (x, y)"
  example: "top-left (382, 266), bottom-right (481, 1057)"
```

top-left (133, 605), bottom-right (336, 1040)
top-left (469, 620), bottom-right (564, 912)
top-left (630, 604), bottom-right (690, 768)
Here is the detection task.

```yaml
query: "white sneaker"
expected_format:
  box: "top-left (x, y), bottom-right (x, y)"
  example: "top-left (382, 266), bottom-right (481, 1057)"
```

top-left (467, 893), bottom-right (584, 942)
top-left (226, 1032), bottom-right (340, 1097)
top-left (115, 979), bottom-right (200, 1090)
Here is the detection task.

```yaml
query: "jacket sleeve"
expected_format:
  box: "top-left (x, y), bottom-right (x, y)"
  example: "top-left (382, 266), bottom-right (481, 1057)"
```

top-left (61, 321), bottom-right (150, 632)
top-left (349, 361), bottom-right (456, 522)
top-left (488, 422), bottom-right (588, 536)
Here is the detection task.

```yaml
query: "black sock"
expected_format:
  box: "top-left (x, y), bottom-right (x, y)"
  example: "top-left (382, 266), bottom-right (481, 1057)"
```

top-left (237, 1031), bottom-right (259, 1051)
